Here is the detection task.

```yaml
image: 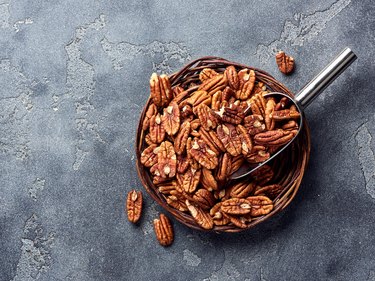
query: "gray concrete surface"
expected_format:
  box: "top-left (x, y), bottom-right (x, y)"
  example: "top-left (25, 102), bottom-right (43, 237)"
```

top-left (0, 0), bottom-right (374, 280)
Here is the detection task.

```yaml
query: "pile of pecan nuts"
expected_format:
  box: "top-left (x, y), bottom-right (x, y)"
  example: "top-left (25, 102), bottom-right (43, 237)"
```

top-left (140, 66), bottom-right (301, 230)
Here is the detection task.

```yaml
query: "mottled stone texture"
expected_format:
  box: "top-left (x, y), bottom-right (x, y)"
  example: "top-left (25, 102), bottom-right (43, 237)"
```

top-left (0, 0), bottom-right (374, 280)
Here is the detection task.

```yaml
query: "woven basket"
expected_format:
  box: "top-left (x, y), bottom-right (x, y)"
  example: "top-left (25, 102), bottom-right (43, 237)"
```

top-left (136, 56), bottom-right (311, 232)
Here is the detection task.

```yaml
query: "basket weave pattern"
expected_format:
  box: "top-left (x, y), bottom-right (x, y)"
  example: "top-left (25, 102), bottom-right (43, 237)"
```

top-left (136, 57), bottom-right (311, 232)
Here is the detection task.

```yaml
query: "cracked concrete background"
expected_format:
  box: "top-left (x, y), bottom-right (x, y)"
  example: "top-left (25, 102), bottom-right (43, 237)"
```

top-left (0, 0), bottom-right (374, 280)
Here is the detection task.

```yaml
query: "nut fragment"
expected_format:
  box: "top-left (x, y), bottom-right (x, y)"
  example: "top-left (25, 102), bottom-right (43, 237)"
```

top-left (276, 51), bottom-right (294, 74)
top-left (244, 114), bottom-right (266, 135)
top-left (153, 214), bottom-right (174, 246)
top-left (126, 190), bottom-right (143, 223)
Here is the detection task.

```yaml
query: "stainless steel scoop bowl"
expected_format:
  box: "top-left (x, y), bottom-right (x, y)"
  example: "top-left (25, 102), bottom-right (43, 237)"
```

top-left (230, 47), bottom-right (357, 180)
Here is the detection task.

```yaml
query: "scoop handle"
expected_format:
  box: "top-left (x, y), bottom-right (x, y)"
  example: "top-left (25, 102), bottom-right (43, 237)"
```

top-left (295, 47), bottom-right (357, 108)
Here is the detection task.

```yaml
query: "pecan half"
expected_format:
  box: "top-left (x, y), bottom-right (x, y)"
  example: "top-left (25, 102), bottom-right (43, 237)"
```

top-left (189, 138), bottom-right (218, 169)
top-left (217, 124), bottom-right (242, 156)
top-left (244, 114), bottom-right (266, 135)
top-left (282, 120), bottom-right (299, 131)
top-left (211, 90), bottom-right (222, 111)
top-left (250, 165), bottom-right (274, 185)
top-left (158, 181), bottom-right (178, 195)
top-left (166, 194), bottom-right (188, 212)
top-left (210, 202), bottom-right (230, 226)
top-left (177, 154), bottom-right (189, 174)
top-left (153, 214), bottom-right (174, 246)
top-left (180, 104), bottom-right (193, 119)
top-left (275, 97), bottom-right (289, 111)
top-left (162, 101), bottom-right (180, 135)
top-left (186, 90), bottom-right (211, 109)
top-left (221, 198), bottom-right (252, 215)
top-left (246, 196), bottom-right (273, 216)
top-left (199, 68), bottom-right (218, 82)
top-left (176, 167), bottom-right (201, 193)
top-left (142, 103), bottom-right (157, 131)
top-left (172, 86), bottom-right (184, 97)
top-left (174, 121), bottom-right (191, 155)
top-left (126, 190), bottom-right (143, 223)
top-left (198, 74), bottom-right (227, 95)
top-left (215, 103), bottom-right (244, 125)
top-left (216, 152), bottom-right (232, 181)
top-left (193, 189), bottom-right (215, 210)
top-left (186, 200), bottom-right (214, 230)
top-left (237, 125), bottom-right (253, 155)
top-left (246, 146), bottom-right (270, 163)
top-left (150, 73), bottom-right (173, 107)
top-left (254, 184), bottom-right (283, 199)
top-left (236, 69), bottom-right (255, 100)
top-left (202, 168), bottom-right (218, 191)
top-left (222, 213), bottom-right (251, 229)
top-left (271, 109), bottom-right (300, 121)
top-left (140, 144), bottom-right (159, 167)
top-left (225, 65), bottom-right (239, 90)
top-left (157, 141), bottom-right (177, 178)
top-left (149, 113), bottom-right (166, 143)
top-left (229, 155), bottom-right (245, 175)
top-left (254, 129), bottom-right (295, 146)
top-left (221, 86), bottom-right (235, 102)
top-left (229, 181), bottom-right (255, 198)
top-left (249, 93), bottom-right (266, 117)
top-left (196, 104), bottom-right (219, 131)
top-left (265, 98), bottom-right (276, 130)
top-left (276, 51), bottom-right (294, 74)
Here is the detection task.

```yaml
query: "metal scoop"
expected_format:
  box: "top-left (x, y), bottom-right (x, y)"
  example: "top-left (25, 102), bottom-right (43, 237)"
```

top-left (230, 47), bottom-right (357, 180)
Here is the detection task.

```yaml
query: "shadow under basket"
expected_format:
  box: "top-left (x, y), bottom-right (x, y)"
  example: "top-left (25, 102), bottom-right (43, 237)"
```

top-left (136, 56), bottom-right (311, 233)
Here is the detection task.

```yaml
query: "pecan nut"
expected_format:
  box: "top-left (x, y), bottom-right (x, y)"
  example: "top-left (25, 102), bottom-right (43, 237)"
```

top-left (210, 202), bottom-right (230, 226)
top-left (237, 124), bottom-right (253, 155)
top-left (140, 144), bottom-right (159, 168)
top-left (176, 167), bottom-right (201, 193)
top-left (157, 141), bottom-right (177, 178)
top-left (149, 113), bottom-right (166, 143)
top-left (142, 103), bottom-right (157, 131)
top-left (193, 189), bottom-right (215, 210)
top-left (254, 184), bottom-right (283, 199)
top-left (199, 68), bottom-right (218, 82)
top-left (276, 51), bottom-right (294, 74)
top-left (189, 138), bottom-right (218, 169)
top-left (186, 200), bottom-right (214, 230)
top-left (150, 73), bottom-right (173, 107)
top-left (236, 69), bottom-right (255, 100)
top-left (254, 129), bottom-right (295, 146)
top-left (246, 196), bottom-right (273, 216)
top-left (216, 152), bottom-right (232, 181)
top-left (250, 165), bottom-right (274, 185)
top-left (126, 190), bottom-right (143, 223)
top-left (265, 98), bottom-right (276, 131)
top-left (174, 121), bottom-right (191, 155)
top-left (229, 181), bottom-right (255, 198)
top-left (202, 168), bottom-right (218, 191)
top-left (271, 109), bottom-right (300, 121)
top-left (221, 198), bottom-right (252, 215)
top-left (153, 214), bottom-right (174, 246)
top-left (198, 74), bottom-right (227, 95)
top-left (244, 114), bottom-right (266, 135)
top-left (162, 101), bottom-right (180, 135)
top-left (217, 124), bottom-right (242, 156)
top-left (196, 104), bottom-right (219, 131)
top-left (225, 65), bottom-right (239, 90)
